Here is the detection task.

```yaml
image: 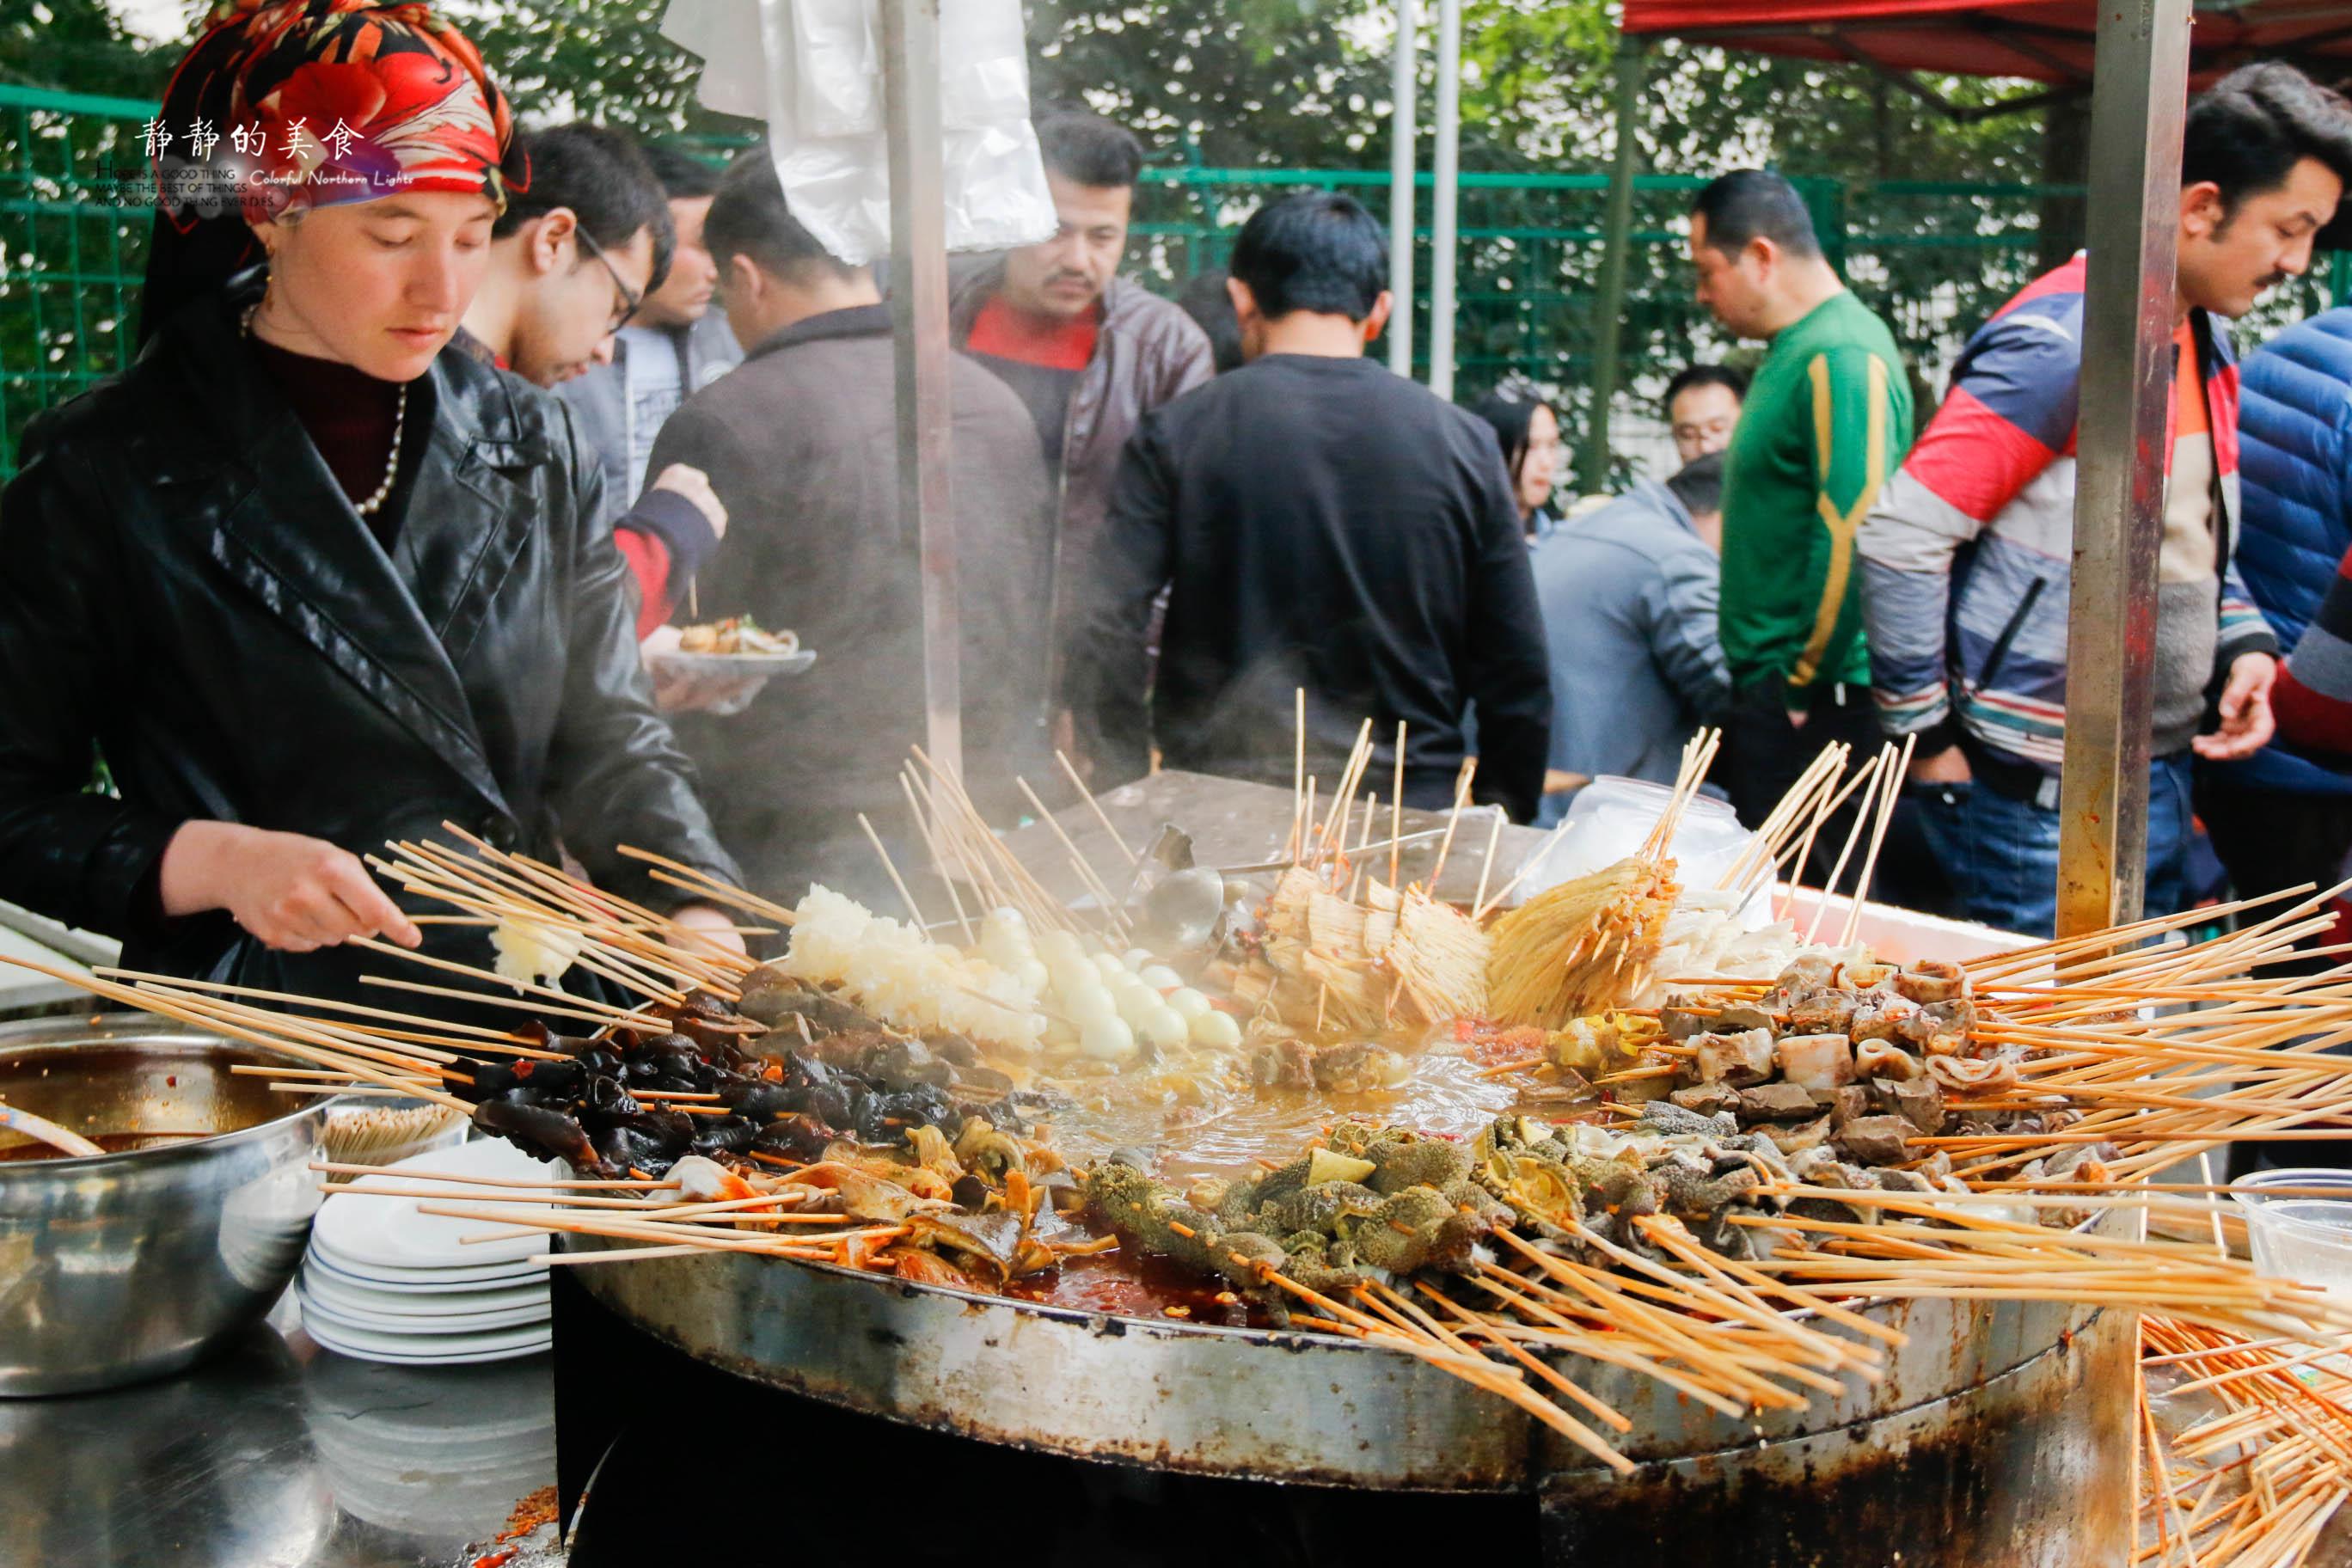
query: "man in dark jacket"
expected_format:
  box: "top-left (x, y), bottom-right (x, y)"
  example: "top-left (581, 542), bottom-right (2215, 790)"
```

top-left (1069, 193), bottom-right (1552, 822)
top-left (646, 151), bottom-right (1056, 906)
top-left (949, 110), bottom-right (1214, 766)
top-left (453, 126), bottom-right (730, 643)
top-left (2202, 305), bottom-right (2352, 952)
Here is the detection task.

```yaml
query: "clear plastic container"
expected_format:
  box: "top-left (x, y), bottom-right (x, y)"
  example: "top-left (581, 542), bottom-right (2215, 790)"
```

top-left (1511, 775), bottom-right (1757, 910)
top-left (2232, 1167), bottom-right (2352, 1308)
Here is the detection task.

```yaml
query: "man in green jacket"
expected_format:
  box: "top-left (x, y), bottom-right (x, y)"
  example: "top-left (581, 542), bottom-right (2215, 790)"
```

top-left (1688, 170), bottom-right (1914, 876)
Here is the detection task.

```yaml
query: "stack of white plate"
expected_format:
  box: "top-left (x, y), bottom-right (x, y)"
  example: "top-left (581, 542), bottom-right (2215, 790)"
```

top-left (295, 1136), bottom-right (559, 1364)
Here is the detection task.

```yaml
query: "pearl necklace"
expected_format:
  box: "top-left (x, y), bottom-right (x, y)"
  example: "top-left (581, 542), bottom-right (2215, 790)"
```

top-left (242, 302), bottom-right (407, 518)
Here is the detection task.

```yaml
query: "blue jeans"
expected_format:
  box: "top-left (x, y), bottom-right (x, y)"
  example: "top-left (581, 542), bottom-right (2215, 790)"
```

top-left (1914, 753), bottom-right (2196, 939)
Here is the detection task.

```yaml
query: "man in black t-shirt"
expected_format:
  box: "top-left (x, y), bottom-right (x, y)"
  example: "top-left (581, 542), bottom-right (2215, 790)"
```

top-left (1066, 193), bottom-right (1552, 823)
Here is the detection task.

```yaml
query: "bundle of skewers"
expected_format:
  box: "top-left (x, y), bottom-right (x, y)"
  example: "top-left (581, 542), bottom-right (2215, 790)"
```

top-left (10, 732), bottom-right (2352, 1503)
top-left (2138, 1318), bottom-right (2352, 1565)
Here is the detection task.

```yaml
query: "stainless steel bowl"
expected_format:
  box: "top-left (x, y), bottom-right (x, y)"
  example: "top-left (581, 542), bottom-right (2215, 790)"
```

top-left (0, 1014), bottom-right (332, 1396)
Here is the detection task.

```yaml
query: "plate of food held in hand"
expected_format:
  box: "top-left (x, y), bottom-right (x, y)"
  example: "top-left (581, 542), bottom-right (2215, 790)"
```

top-left (657, 616), bottom-right (817, 675)
top-left (644, 616), bottom-right (816, 716)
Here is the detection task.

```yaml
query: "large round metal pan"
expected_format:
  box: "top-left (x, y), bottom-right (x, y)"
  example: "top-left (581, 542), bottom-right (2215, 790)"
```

top-left (567, 1236), bottom-right (2119, 1508)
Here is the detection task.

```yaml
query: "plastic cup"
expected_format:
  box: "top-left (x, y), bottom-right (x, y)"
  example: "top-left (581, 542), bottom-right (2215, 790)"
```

top-left (2231, 1168), bottom-right (2352, 1302)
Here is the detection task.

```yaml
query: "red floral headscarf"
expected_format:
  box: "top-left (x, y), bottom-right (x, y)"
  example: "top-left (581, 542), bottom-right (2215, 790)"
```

top-left (156, 0), bottom-right (519, 224)
top-left (141, 0), bottom-right (526, 340)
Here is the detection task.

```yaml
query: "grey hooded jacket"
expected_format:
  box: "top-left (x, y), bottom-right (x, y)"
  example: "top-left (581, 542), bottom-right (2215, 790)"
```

top-left (1531, 476), bottom-right (1731, 787)
top-left (560, 311), bottom-right (744, 526)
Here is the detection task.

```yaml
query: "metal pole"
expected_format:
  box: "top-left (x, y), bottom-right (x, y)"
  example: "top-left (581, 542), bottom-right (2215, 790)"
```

top-left (1583, 38), bottom-right (1646, 495)
top-left (880, 0), bottom-right (962, 783)
top-left (1429, 0), bottom-right (1460, 400)
top-left (1387, 0), bottom-right (1418, 378)
top-left (2053, 0), bottom-right (2190, 939)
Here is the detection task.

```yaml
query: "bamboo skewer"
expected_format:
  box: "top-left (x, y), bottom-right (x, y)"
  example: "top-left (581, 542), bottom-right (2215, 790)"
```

top-left (344, 935), bottom-right (662, 1029)
top-left (901, 772), bottom-right (977, 945)
top-left (614, 843), bottom-right (803, 933)
top-left (1352, 1281), bottom-right (1635, 1473)
top-left (856, 811), bottom-right (931, 930)
top-left (1470, 811), bottom-right (1506, 916)
top-left (1012, 778), bottom-right (1131, 941)
top-left (1055, 749), bottom-right (1138, 867)
top-left (1429, 758), bottom-right (1476, 889)
top-left (1639, 727), bottom-right (1721, 863)
top-left (308, 1162), bottom-right (677, 1190)
top-left (370, 867), bottom-right (710, 1005)
top-left (1315, 720), bottom-right (1376, 868)
top-left (0, 954), bottom-right (475, 1114)
top-left (97, 970), bottom-right (557, 1057)
top-left (1290, 688), bottom-right (1308, 865)
top-left (1721, 743), bottom-right (1846, 895)
top-left (1801, 747), bottom-right (1889, 946)
top-left (409, 830), bottom-right (752, 989)
top-left (1776, 744), bottom-right (1890, 923)
top-left (537, 1243), bottom-right (709, 1265)
top-left (1840, 732), bottom-right (1914, 947)
top-left (357, 972), bottom-right (653, 1030)
top-left (912, 745), bottom-right (1081, 936)
top-left (111, 982), bottom-right (466, 1086)
top-left (1390, 721), bottom-right (1408, 892)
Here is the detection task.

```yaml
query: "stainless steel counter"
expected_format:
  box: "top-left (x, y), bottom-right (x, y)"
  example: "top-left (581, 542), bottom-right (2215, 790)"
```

top-left (0, 1293), bottom-right (554, 1568)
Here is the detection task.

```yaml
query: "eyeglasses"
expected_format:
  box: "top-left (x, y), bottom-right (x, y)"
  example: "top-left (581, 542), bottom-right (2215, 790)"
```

top-left (575, 226), bottom-right (642, 331)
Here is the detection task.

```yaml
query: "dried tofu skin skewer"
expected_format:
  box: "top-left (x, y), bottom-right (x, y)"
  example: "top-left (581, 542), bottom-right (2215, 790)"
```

top-left (1486, 856), bottom-right (1679, 1028)
top-left (1387, 891), bottom-right (1489, 1023)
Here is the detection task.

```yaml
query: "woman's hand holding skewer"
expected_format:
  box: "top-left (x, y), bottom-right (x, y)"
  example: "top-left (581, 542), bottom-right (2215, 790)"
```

top-left (158, 821), bottom-right (422, 953)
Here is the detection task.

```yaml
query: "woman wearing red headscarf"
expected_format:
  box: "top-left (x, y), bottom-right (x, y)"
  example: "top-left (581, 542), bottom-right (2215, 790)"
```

top-left (0, 0), bottom-right (744, 1008)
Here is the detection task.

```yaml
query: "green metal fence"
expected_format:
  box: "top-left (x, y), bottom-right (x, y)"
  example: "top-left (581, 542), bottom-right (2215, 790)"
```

top-left (7, 83), bottom-right (2324, 487)
top-left (1124, 164), bottom-right (2086, 479)
top-left (0, 83), bottom-right (160, 480)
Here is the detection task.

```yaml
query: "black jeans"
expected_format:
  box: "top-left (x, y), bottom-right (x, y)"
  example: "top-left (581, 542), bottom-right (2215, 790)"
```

top-left (1719, 678), bottom-right (1959, 916)
top-left (2195, 775), bottom-right (2352, 954)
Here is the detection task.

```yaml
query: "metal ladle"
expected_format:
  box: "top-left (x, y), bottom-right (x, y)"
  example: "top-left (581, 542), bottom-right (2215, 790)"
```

top-left (1137, 865), bottom-right (1229, 950)
top-left (1118, 824), bottom-right (1233, 953)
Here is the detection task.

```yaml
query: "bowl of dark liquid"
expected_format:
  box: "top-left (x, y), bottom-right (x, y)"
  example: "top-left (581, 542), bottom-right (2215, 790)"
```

top-left (0, 1013), bottom-right (332, 1395)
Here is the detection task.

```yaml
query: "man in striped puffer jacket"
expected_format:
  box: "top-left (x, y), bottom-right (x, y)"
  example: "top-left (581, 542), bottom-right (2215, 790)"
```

top-left (1857, 64), bottom-right (2352, 936)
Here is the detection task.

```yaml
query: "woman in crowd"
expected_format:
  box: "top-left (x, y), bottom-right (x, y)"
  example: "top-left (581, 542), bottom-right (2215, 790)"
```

top-left (1471, 391), bottom-right (1566, 542)
top-left (0, 0), bottom-right (743, 1009)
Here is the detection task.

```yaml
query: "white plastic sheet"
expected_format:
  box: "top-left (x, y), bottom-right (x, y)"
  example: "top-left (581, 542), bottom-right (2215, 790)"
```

top-left (661, 0), bottom-right (1057, 267)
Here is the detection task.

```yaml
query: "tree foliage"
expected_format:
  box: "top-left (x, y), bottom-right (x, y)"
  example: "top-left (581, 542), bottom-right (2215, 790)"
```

top-left (2, 0), bottom-right (177, 97)
top-left (450, 0), bottom-right (751, 138)
top-left (21, 0), bottom-right (2327, 476)
top-left (1026, 0), bottom-right (1394, 168)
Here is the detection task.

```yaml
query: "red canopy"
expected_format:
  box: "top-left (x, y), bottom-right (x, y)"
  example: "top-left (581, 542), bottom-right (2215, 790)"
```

top-left (1622, 1), bottom-right (2352, 88)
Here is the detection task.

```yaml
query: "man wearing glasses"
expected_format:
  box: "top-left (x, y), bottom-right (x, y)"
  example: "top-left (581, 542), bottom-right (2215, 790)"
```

top-left (456, 126), bottom-right (733, 654)
top-left (458, 125), bottom-right (667, 387)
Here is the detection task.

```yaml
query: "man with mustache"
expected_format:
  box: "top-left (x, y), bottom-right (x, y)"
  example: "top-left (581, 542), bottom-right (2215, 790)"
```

top-left (951, 110), bottom-right (1214, 775)
top-left (1857, 63), bottom-right (2352, 936)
